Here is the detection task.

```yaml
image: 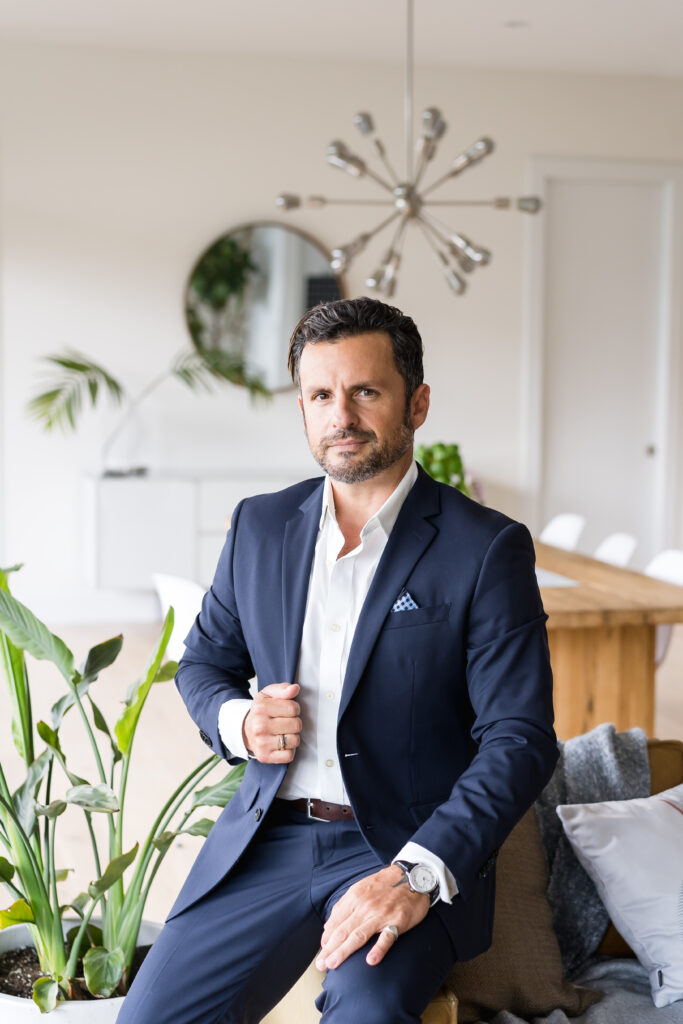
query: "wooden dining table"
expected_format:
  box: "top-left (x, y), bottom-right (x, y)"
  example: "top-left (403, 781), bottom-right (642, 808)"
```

top-left (535, 541), bottom-right (683, 739)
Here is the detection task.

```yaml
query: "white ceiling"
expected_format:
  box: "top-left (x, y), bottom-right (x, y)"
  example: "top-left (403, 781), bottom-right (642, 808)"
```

top-left (0, 0), bottom-right (682, 78)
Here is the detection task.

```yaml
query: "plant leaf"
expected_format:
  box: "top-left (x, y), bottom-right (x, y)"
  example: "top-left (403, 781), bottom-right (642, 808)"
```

top-left (80, 635), bottom-right (123, 683)
top-left (83, 945), bottom-right (125, 998)
top-left (55, 868), bottom-right (73, 883)
top-left (35, 800), bottom-right (67, 819)
top-left (88, 844), bottom-right (138, 898)
top-left (66, 921), bottom-right (102, 961)
top-left (115, 610), bottom-right (174, 756)
top-left (0, 897), bottom-right (35, 928)
top-left (0, 857), bottom-right (15, 883)
top-left (152, 816), bottom-right (215, 850)
top-left (27, 349), bottom-right (125, 433)
top-left (32, 975), bottom-right (60, 1013)
top-left (67, 892), bottom-right (90, 918)
top-left (154, 660), bottom-right (178, 682)
top-left (37, 719), bottom-right (89, 788)
top-left (12, 749), bottom-right (51, 835)
top-left (66, 783), bottom-right (119, 813)
top-left (191, 762), bottom-right (246, 809)
top-left (50, 679), bottom-right (90, 729)
top-left (88, 695), bottom-right (121, 762)
top-left (0, 590), bottom-right (75, 683)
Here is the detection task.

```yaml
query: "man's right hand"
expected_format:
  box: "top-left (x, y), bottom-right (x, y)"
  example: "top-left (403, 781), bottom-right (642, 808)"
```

top-left (242, 682), bottom-right (302, 763)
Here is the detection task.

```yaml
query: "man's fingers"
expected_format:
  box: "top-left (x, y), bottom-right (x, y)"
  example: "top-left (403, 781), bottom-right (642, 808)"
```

top-left (255, 696), bottom-right (301, 718)
top-left (259, 682), bottom-right (300, 699)
top-left (366, 926), bottom-right (399, 966)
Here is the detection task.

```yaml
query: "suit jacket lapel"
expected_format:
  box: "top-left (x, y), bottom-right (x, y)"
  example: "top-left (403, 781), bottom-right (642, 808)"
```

top-left (338, 466), bottom-right (441, 721)
top-left (281, 481), bottom-right (324, 685)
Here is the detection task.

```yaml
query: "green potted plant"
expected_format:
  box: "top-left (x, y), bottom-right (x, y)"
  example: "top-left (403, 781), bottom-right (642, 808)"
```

top-left (0, 565), bottom-right (244, 1015)
top-left (415, 442), bottom-right (475, 497)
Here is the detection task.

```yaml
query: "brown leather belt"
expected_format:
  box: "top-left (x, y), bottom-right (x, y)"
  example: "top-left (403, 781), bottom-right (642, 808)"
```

top-left (280, 797), bottom-right (355, 821)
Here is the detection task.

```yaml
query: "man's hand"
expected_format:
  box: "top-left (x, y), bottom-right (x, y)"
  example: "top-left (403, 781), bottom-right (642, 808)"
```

top-left (316, 864), bottom-right (430, 971)
top-left (242, 682), bottom-right (302, 763)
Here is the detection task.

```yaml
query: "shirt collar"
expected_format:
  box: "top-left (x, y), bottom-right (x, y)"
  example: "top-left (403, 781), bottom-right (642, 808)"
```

top-left (319, 459), bottom-right (418, 538)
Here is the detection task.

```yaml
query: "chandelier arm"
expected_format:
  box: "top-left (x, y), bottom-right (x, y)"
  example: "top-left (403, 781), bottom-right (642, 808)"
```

top-left (363, 209), bottom-right (403, 245)
top-left (418, 212), bottom-right (452, 248)
top-left (423, 198), bottom-right (511, 208)
top-left (415, 216), bottom-right (448, 265)
top-left (373, 140), bottom-right (401, 186)
top-left (363, 166), bottom-right (396, 192)
top-left (310, 197), bottom-right (396, 206)
top-left (420, 170), bottom-right (460, 198)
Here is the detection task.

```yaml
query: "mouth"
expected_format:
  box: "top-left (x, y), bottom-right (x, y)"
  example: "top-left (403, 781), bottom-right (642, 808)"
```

top-left (328, 440), bottom-right (367, 453)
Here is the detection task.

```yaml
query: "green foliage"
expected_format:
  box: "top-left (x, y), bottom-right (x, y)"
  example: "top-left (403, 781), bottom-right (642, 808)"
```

top-left (26, 350), bottom-right (124, 432)
top-left (0, 568), bottom-right (243, 1008)
top-left (415, 442), bottom-right (471, 497)
top-left (188, 236), bottom-right (257, 315)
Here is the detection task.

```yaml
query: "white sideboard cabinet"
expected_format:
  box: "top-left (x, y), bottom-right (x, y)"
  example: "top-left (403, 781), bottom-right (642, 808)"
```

top-left (84, 471), bottom-right (302, 591)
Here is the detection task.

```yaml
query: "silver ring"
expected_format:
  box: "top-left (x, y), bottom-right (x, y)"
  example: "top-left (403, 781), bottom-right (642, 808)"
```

top-left (277, 734), bottom-right (288, 750)
top-left (382, 924), bottom-right (399, 940)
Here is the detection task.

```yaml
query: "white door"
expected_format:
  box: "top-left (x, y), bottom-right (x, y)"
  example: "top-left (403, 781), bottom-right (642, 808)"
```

top-left (524, 159), bottom-right (683, 566)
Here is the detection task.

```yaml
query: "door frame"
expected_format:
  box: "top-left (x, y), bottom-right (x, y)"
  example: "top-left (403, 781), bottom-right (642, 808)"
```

top-left (520, 157), bottom-right (683, 552)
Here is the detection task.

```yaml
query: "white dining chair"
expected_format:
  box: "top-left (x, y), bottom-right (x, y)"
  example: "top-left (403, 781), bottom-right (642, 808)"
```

top-left (593, 532), bottom-right (637, 567)
top-left (539, 513), bottom-right (586, 551)
top-left (152, 572), bottom-right (206, 663)
top-left (644, 549), bottom-right (683, 665)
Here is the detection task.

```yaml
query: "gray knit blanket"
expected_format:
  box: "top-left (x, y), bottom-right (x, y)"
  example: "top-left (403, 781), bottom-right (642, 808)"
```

top-left (533, 722), bottom-right (650, 978)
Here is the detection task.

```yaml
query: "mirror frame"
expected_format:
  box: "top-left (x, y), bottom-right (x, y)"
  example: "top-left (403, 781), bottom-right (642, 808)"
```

top-left (183, 219), bottom-right (347, 394)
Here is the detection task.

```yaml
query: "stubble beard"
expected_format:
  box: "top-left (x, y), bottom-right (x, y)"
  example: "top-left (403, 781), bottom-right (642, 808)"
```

top-left (305, 406), bottom-right (414, 484)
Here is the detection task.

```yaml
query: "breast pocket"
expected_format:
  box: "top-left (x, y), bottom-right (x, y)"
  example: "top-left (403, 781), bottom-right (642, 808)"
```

top-left (383, 602), bottom-right (451, 630)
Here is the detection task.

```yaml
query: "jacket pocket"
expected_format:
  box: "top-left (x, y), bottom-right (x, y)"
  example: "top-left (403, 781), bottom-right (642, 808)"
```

top-left (383, 602), bottom-right (451, 630)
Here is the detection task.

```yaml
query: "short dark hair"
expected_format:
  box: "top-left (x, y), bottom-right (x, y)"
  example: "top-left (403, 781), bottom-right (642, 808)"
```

top-left (288, 296), bottom-right (424, 400)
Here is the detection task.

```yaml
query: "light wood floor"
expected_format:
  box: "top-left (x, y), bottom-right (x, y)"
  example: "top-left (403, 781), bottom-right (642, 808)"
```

top-left (1, 621), bottom-right (682, 923)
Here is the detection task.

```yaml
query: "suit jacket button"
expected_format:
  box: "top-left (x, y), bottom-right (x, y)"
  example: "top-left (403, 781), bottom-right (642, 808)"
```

top-left (198, 729), bottom-right (212, 748)
top-left (254, 808), bottom-right (263, 822)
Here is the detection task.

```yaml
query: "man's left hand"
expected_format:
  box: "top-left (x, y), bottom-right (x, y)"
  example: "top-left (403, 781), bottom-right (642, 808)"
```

top-left (316, 864), bottom-right (430, 970)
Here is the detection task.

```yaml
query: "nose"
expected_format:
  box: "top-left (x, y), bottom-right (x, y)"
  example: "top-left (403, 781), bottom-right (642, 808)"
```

top-left (330, 391), bottom-right (358, 430)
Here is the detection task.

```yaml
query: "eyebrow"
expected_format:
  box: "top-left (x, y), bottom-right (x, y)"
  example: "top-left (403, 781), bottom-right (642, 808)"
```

top-left (303, 380), bottom-right (383, 396)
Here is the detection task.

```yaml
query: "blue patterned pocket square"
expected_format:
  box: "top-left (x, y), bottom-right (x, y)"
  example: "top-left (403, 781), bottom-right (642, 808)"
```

top-left (391, 589), bottom-right (419, 613)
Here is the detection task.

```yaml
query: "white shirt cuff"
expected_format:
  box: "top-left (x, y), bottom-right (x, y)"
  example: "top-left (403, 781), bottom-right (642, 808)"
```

top-left (393, 841), bottom-right (459, 905)
top-left (217, 699), bottom-right (254, 761)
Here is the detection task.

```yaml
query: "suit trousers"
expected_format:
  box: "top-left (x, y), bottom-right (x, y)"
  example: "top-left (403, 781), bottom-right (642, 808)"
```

top-left (117, 802), bottom-right (457, 1024)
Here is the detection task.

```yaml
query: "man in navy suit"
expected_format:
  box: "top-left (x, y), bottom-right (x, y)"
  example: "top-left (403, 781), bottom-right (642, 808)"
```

top-left (120, 297), bottom-right (558, 1023)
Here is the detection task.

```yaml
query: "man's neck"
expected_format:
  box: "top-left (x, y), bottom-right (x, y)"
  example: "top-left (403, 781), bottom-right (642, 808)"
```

top-left (330, 450), bottom-right (414, 536)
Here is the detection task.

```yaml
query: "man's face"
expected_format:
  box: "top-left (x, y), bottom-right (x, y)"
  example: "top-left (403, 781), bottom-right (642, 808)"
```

top-left (297, 331), bottom-right (428, 484)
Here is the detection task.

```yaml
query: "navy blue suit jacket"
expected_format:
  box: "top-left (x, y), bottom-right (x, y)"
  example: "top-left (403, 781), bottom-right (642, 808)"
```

top-left (169, 465), bottom-right (559, 960)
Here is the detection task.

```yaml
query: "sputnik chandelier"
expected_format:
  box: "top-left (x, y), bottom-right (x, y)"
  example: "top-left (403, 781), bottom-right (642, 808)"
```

top-left (276, 0), bottom-right (542, 297)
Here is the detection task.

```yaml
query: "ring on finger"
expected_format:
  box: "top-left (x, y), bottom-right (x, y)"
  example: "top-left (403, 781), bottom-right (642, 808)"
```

top-left (277, 733), bottom-right (288, 751)
top-left (382, 924), bottom-right (399, 941)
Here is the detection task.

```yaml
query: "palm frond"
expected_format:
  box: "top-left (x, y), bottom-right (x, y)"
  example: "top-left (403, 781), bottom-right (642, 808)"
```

top-left (27, 350), bottom-right (125, 432)
top-left (172, 349), bottom-right (271, 402)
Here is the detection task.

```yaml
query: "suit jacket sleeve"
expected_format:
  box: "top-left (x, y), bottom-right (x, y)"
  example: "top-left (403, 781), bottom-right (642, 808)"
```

top-left (407, 521), bottom-right (559, 900)
top-left (175, 499), bottom-right (255, 764)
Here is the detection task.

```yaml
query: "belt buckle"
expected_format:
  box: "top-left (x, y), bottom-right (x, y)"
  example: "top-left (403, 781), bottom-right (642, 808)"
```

top-left (306, 797), bottom-right (328, 822)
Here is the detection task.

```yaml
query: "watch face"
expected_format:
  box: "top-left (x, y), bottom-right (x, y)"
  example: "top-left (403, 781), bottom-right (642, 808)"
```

top-left (410, 864), bottom-right (438, 893)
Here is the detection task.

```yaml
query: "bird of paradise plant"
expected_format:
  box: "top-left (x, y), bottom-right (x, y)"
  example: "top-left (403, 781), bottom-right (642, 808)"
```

top-left (0, 564), bottom-right (244, 1012)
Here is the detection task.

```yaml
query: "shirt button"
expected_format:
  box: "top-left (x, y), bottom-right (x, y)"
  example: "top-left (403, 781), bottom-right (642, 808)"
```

top-left (254, 808), bottom-right (263, 821)
top-left (325, 758), bottom-right (334, 768)
top-left (330, 624), bottom-right (341, 632)
top-left (326, 691), bottom-right (335, 700)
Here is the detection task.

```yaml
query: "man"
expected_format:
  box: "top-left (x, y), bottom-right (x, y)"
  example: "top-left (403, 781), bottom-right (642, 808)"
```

top-left (119, 297), bottom-right (558, 1024)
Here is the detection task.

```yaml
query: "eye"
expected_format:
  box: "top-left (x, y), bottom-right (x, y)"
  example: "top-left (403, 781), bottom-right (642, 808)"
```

top-left (358, 388), bottom-right (377, 397)
top-left (312, 391), bottom-right (330, 401)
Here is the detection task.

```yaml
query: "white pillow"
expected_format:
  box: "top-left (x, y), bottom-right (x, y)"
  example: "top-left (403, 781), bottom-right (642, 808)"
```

top-left (556, 783), bottom-right (683, 1008)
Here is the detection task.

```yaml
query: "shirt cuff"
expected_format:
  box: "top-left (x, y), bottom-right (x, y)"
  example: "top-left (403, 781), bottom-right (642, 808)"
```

top-left (217, 699), bottom-right (254, 761)
top-left (393, 841), bottom-right (459, 905)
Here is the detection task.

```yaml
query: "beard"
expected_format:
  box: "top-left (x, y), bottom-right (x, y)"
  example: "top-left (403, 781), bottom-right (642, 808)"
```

top-left (305, 407), bottom-right (414, 484)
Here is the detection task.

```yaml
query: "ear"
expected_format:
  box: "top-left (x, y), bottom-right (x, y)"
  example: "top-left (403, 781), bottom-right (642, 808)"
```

top-left (410, 383), bottom-right (430, 430)
top-left (297, 394), bottom-right (303, 414)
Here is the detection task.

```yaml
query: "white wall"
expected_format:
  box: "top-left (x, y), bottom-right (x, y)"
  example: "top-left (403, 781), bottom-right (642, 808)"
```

top-left (1, 41), bottom-right (683, 620)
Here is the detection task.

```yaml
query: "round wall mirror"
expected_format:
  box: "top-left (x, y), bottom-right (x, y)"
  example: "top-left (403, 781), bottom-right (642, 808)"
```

top-left (184, 222), bottom-right (343, 393)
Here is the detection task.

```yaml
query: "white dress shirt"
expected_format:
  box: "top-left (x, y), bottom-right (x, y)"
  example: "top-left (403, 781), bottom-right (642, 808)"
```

top-left (218, 459), bottom-right (458, 903)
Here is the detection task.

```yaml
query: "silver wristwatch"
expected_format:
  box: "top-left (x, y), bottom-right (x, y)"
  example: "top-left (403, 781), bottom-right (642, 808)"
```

top-left (395, 860), bottom-right (440, 907)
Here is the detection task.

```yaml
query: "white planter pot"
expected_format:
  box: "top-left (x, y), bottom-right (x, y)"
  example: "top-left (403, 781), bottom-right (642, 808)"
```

top-left (0, 920), bottom-right (162, 1021)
